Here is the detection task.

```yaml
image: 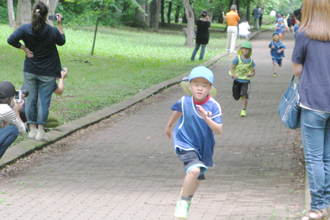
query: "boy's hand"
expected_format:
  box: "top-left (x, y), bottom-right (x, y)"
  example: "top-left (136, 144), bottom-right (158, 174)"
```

top-left (277, 49), bottom-right (283, 53)
top-left (196, 105), bottom-right (207, 119)
top-left (271, 45), bottom-right (275, 49)
top-left (233, 74), bottom-right (238, 79)
top-left (165, 126), bottom-right (172, 139)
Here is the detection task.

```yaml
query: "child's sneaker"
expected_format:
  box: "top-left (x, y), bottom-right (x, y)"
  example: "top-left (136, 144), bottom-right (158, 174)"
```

top-left (273, 73), bottom-right (277, 77)
top-left (240, 110), bottom-right (246, 117)
top-left (174, 200), bottom-right (189, 219)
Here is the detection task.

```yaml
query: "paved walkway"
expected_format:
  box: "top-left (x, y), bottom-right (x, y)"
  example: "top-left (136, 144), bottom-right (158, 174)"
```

top-left (0, 31), bottom-right (304, 219)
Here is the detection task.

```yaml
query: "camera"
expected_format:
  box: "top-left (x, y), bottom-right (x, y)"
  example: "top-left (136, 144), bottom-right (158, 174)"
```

top-left (15, 90), bottom-right (22, 103)
top-left (48, 15), bottom-right (64, 20)
top-left (14, 89), bottom-right (29, 103)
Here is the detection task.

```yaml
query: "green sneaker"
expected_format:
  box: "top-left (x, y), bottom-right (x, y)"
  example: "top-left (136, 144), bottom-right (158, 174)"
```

top-left (179, 188), bottom-right (193, 211)
top-left (240, 109), bottom-right (246, 117)
top-left (273, 73), bottom-right (277, 77)
top-left (174, 200), bottom-right (189, 219)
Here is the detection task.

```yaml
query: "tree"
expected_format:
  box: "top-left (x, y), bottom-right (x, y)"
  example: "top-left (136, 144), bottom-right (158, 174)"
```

top-left (15, 0), bottom-right (31, 30)
top-left (132, 0), bottom-right (148, 27)
top-left (149, 0), bottom-right (160, 30)
top-left (167, 1), bottom-right (172, 24)
top-left (182, 0), bottom-right (194, 47)
top-left (7, 0), bottom-right (15, 27)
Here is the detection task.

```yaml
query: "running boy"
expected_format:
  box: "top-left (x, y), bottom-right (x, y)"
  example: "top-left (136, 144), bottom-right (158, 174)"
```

top-left (275, 18), bottom-right (285, 41)
top-left (229, 41), bottom-right (256, 117)
top-left (269, 32), bottom-right (286, 77)
top-left (165, 66), bottom-right (222, 219)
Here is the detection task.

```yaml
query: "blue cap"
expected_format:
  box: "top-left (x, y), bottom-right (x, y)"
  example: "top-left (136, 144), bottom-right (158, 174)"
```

top-left (189, 66), bottom-right (214, 84)
top-left (277, 18), bottom-right (283, 22)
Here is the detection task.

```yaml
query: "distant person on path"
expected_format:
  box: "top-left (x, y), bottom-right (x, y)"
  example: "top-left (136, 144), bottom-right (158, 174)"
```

top-left (269, 32), bottom-right (285, 77)
top-left (270, 8), bottom-right (276, 23)
top-left (259, 6), bottom-right (264, 28)
top-left (190, 10), bottom-right (211, 61)
top-left (165, 66), bottom-right (222, 219)
top-left (252, 5), bottom-right (260, 30)
top-left (226, 5), bottom-right (240, 53)
top-left (292, 0), bottom-right (330, 219)
top-left (228, 41), bottom-right (256, 117)
top-left (0, 81), bottom-right (25, 165)
top-left (238, 19), bottom-right (251, 40)
top-left (7, 1), bottom-right (65, 142)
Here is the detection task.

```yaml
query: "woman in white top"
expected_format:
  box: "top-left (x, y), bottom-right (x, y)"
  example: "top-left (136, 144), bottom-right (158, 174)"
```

top-left (0, 81), bottom-right (25, 165)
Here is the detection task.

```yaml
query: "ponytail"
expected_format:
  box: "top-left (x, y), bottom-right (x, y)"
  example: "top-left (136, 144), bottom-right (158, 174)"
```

top-left (31, 1), bottom-right (48, 33)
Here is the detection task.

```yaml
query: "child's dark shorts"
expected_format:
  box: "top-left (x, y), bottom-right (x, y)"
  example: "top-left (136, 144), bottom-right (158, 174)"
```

top-left (177, 150), bottom-right (207, 180)
top-left (272, 58), bottom-right (282, 66)
top-left (232, 80), bottom-right (250, 100)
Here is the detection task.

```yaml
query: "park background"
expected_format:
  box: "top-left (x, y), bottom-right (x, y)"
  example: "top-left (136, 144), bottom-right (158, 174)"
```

top-left (0, 0), bottom-right (302, 143)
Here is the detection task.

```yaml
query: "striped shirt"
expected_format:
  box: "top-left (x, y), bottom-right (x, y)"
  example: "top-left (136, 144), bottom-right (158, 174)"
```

top-left (0, 104), bottom-right (26, 135)
top-left (226, 10), bottom-right (240, 26)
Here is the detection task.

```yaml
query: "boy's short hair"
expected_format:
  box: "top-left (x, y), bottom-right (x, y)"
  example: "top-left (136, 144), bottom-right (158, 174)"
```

top-left (189, 66), bottom-right (214, 85)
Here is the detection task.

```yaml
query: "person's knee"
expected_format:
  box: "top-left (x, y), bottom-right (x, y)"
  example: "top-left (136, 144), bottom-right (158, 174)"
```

top-left (188, 167), bottom-right (200, 177)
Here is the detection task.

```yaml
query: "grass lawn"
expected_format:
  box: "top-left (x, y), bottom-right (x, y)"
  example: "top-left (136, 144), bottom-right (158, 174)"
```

top-left (0, 24), bottom-right (227, 125)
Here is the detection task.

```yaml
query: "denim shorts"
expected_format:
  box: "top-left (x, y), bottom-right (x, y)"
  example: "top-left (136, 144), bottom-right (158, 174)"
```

top-left (177, 150), bottom-right (207, 180)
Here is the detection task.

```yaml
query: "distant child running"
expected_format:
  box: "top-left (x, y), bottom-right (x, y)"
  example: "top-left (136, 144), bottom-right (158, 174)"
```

top-left (275, 18), bottom-right (285, 41)
top-left (165, 66), bottom-right (222, 219)
top-left (269, 32), bottom-right (286, 77)
top-left (229, 41), bottom-right (256, 117)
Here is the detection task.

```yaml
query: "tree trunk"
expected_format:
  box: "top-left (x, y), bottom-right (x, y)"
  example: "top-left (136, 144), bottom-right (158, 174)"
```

top-left (183, 0), bottom-right (194, 47)
top-left (154, 0), bottom-right (160, 32)
top-left (236, 0), bottom-right (239, 14)
top-left (209, 0), bottom-right (213, 21)
top-left (15, 0), bottom-right (31, 31)
top-left (246, 0), bottom-right (250, 23)
top-left (7, 0), bottom-right (15, 27)
top-left (132, 3), bottom-right (148, 27)
top-left (91, 17), bottom-right (100, 56)
top-left (145, 4), bottom-right (150, 27)
top-left (182, 11), bottom-right (187, 23)
top-left (175, 5), bottom-right (180, 23)
top-left (49, 0), bottom-right (59, 16)
top-left (160, 0), bottom-right (165, 24)
top-left (149, 0), bottom-right (158, 28)
top-left (167, 1), bottom-right (172, 24)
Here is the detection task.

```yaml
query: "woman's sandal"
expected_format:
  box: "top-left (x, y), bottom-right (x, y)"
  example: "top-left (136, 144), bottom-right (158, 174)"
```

top-left (301, 208), bottom-right (329, 220)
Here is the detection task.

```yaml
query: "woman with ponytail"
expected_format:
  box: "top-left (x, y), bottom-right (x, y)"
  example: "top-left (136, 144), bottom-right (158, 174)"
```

top-left (7, 1), bottom-right (65, 142)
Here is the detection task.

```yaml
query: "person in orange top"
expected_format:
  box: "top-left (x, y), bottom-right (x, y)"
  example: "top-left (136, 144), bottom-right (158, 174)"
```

top-left (226, 5), bottom-right (240, 53)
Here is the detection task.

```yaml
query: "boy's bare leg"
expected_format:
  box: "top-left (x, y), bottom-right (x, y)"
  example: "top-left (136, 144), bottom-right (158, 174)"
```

top-left (273, 62), bottom-right (277, 73)
top-left (242, 96), bottom-right (248, 110)
top-left (181, 168), bottom-right (200, 198)
top-left (190, 180), bottom-right (201, 196)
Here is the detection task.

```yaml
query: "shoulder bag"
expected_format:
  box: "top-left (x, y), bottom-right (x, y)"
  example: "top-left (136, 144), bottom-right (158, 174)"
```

top-left (278, 75), bottom-right (301, 129)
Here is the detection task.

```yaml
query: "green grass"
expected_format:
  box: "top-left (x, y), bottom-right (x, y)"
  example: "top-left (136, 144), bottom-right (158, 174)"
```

top-left (1, 24), bottom-right (227, 124)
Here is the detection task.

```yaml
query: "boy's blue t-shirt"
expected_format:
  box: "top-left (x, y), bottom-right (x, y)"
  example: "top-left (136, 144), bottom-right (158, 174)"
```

top-left (275, 23), bottom-right (285, 34)
top-left (232, 55), bottom-right (256, 83)
top-left (269, 41), bottom-right (286, 59)
top-left (294, 24), bottom-right (300, 37)
top-left (171, 95), bottom-right (222, 167)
